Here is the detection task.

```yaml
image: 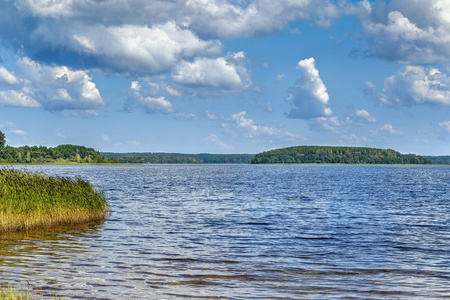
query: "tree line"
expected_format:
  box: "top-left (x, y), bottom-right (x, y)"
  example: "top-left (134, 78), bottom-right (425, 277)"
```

top-left (101, 152), bottom-right (254, 164)
top-left (423, 156), bottom-right (450, 165)
top-left (251, 146), bottom-right (432, 165)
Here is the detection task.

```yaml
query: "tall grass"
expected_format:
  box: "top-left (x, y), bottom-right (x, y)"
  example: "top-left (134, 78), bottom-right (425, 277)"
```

top-left (0, 284), bottom-right (62, 299)
top-left (0, 167), bottom-right (110, 232)
top-left (0, 285), bottom-right (28, 300)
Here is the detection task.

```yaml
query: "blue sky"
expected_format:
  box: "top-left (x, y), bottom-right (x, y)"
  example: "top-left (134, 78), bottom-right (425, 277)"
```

top-left (0, 0), bottom-right (450, 155)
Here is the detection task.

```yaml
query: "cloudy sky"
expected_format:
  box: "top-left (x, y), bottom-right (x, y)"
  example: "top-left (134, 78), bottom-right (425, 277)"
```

top-left (0, 0), bottom-right (450, 155)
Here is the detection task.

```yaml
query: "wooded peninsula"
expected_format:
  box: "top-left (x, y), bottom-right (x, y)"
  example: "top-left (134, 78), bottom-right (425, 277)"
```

top-left (251, 146), bottom-right (432, 165)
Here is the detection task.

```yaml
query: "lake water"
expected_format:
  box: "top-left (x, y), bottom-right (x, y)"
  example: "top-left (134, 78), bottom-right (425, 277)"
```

top-left (1, 164), bottom-right (449, 299)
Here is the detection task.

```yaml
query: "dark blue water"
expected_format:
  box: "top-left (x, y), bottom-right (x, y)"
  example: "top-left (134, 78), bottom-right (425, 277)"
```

top-left (1, 165), bottom-right (449, 299)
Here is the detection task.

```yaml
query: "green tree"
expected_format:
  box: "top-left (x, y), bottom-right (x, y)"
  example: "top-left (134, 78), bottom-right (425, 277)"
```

top-left (0, 131), bottom-right (5, 148)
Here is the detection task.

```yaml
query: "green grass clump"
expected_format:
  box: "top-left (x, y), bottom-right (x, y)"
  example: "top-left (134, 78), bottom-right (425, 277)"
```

top-left (0, 285), bottom-right (28, 300)
top-left (0, 285), bottom-right (62, 299)
top-left (0, 167), bottom-right (110, 232)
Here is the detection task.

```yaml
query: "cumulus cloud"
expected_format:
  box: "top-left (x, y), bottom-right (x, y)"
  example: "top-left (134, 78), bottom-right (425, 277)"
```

top-left (71, 22), bottom-right (220, 75)
top-left (287, 57), bottom-right (333, 119)
top-left (185, 0), bottom-right (342, 39)
top-left (172, 51), bottom-right (251, 94)
top-left (205, 133), bottom-right (233, 150)
top-left (0, 0), bottom-right (350, 78)
top-left (374, 123), bottom-right (401, 135)
top-left (0, 90), bottom-right (41, 108)
top-left (347, 109), bottom-right (377, 124)
top-left (1, 58), bottom-right (106, 111)
top-left (126, 81), bottom-right (173, 114)
top-left (14, 0), bottom-right (344, 39)
top-left (27, 22), bottom-right (221, 75)
top-left (358, 0), bottom-right (450, 64)
top-left (380, 65), bottom-right (450, 107)
top-left (11, 57), bottom-right (105, 110)
top-left (0, 66), bottom-right (20, 85)
top-left (309, 116), bottom-right (341, 132)
top-left (228, 111), bottom-right (297, 139)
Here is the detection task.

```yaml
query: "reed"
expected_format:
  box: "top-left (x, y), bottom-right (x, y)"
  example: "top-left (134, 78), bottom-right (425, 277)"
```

top-left (0, 284), bottom-right (62, 299)
top-left (0, 285), bottom-right (28, 300)
top-left (0, 167), bottom-right (110, 232)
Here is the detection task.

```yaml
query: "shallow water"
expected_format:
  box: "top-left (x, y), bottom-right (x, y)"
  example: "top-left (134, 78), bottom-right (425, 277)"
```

top-left (1, 164), bottom-right (449, 299)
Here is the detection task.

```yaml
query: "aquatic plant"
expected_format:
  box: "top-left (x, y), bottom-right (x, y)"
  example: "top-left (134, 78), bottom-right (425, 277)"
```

top-left (0, 167), bottom-right (110, 232)
top-left (0, 284), bottom-right (62, 299)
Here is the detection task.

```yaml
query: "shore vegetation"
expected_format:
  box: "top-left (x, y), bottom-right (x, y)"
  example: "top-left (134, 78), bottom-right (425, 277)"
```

top-left (0, 168), bottom-right (110, 232)
top-left (251, 145), bottom-right (432, 165)
top-left (0, 284), bottom-right (62, 299)
top-left (101, 152), bottom-right (253, 164)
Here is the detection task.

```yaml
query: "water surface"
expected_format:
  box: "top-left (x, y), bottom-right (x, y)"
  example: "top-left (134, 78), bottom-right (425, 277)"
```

top-left (1, 165), bottom-right (449, 299)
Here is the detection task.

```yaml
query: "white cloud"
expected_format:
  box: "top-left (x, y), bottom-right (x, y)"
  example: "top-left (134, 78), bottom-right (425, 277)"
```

top-left (358, 0), bottom-right (450, 64)
top-left (309, 116), bottom-right (341, 132)
top-left (340, 133), bottom-right (367, 144)
top-left (15, 0), bottom-right (342, 39)
top-left (276, 74), bottom-right (285, 81)
top-left (0, 121), bottom-right (14, 129)
top-left (364, 81), bottom-right (376, 95)
top-left (16, 0), bottom-right (74, 17)
top-left (263, 101), bottom-right (273, 112)
top-left (185, 0), bottom-right (342, 39)
top-left (287, 57), bottom-right (333, 119)
top-left (439, 121), bottom-right (450, 132)
top-left (10, 129), bottom-right (27, 136)
top-left (172, 52), bottom-right (250, 94)
top-left (83, 110), bottom-right (99, 117)
top-left (66, 22), bottom-right (222, 75)
top-left (380, 65), bottom-right (450, 107)
top-left (127, 140), bottom-right (141, 145)
top-left (0, 90), bottom-right (41, 108)
top-left (230, 111), bottom-right (297, 139)
top-left (101, 134), bottom-right (111, 142)
top-left (205, 110), bottom-right (217, 120)
top-left (205, 133), bottom-right (233, 150)
top-left (0, 57), bottom-right (105, 111)
top-left (57, 133), bottom-right (68, 138)
top-left (348, 109), bottom-right (377, 124)
top-left (0, 66), bottom-right (20, 85)
top-left (374, 123), bottom-right (402, 135)
top-left (176, 113), bottom-right (198, 120)
top-left (126, 81), bottom-right (173, 114)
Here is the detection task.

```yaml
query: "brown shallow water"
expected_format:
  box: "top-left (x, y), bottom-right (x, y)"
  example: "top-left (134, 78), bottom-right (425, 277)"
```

top-left (1, 164), bottom-right (449, 299)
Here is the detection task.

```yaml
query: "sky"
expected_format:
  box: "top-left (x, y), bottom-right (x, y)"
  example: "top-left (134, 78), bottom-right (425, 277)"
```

top-left (0, 0), bottom-right (450, 155)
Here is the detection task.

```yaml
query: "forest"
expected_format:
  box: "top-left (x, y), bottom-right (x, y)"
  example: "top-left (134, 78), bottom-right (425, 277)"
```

top-left (251, 146), bottom-right (432, 165)
top-left (101, 152), bottom-right (254, 164)
top-left (423, 156), bottom-right (450, 165)
top-left (0, 144), bottom-right (115, 164)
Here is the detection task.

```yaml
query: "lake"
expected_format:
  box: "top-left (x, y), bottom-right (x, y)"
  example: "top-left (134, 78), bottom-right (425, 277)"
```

top-left (1, 165), bottom-right (449, 299)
